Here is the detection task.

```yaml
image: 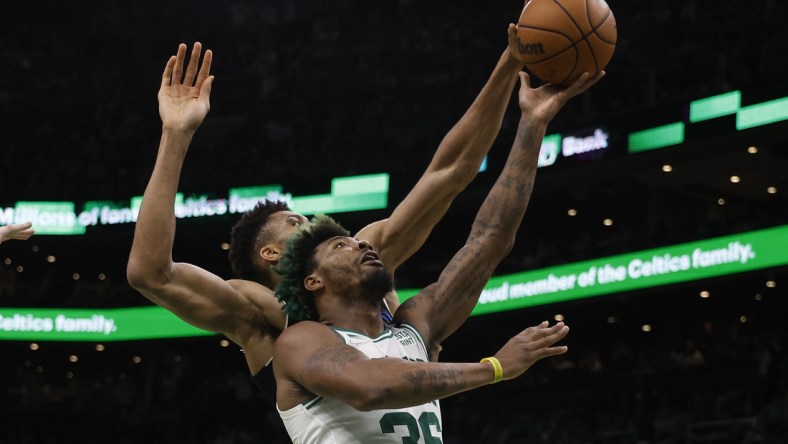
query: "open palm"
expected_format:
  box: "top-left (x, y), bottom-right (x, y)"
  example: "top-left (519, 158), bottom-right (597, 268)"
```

top-left (158, 42), bottom-right (214, 132)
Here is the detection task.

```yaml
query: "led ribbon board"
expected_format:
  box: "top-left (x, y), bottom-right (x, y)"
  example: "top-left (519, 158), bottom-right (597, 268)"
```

top-left (397, 224), bottom-right (788, 316)
top-left (628, 90), bottom-right (788, 153)
top-left (0, 307), bottom-right (214, 342)
top-left (0, 173), bottom-right (389, 235)
top-left (1, 225), bottom-right (785, 341)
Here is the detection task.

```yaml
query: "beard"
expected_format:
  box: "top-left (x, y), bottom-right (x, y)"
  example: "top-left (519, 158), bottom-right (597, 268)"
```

top-left (359, 267), bottom-right (394, 302)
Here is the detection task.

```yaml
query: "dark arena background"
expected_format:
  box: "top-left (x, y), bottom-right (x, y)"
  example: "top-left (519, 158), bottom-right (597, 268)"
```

top-left (2, 1), bottom-right (788, 443)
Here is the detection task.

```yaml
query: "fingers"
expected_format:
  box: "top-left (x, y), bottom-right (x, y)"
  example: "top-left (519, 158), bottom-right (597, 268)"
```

top-left (518, 71), bottom-right (532, 90)
top-left (172, 43), bottom-right (187, 86)
top-left (0, 222), bottom-right (34, 242)
top-left (198, 75), bottom-right (215, 108)
top-left (182, 42), bottom-right (203, 87)
top-left (195, 49), bottom-right (213, 88)
top-left (518, 321), bottom-right (569, 350)
top-left (9, 228), bottom-right (35, 240)
top-left (161, 56), bottom-right (176, 89)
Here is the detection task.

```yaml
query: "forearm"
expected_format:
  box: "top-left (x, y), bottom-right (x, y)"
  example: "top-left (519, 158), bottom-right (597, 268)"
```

top-left (423, 115), bottom-right (547, 342)
top-left (466, 114), bottom-right (546, 248)
top-left (127, 129), bottom-right (194, 287)
top-left (430, 49), bottom-right (521, 175)
top-left (325, 358), bottom-right (496, 411)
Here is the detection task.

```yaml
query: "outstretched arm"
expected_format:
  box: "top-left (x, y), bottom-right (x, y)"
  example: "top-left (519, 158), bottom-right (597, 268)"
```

top-left (127, 44), bottom-right (282, 354)
top-left (0, 222), bottom-right (34, 244)
top-left (396, 71), bottom-right (604, 353)
top-left (356, 25), bottom-right (525, 275)
top-left (275, 319), bottom-right (568, 411)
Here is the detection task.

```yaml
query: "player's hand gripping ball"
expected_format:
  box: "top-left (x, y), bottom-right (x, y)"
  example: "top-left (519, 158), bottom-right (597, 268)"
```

top-left (516, 0), bottom-right (617, 85)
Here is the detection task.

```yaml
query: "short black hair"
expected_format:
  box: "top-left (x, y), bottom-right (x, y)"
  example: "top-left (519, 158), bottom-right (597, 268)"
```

top-left (228, 200), bottom-right (291, 288)
top-left (275, 214), bottom-right (350, 323)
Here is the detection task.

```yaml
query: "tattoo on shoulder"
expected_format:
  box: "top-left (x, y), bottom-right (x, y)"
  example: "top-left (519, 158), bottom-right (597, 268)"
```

top-left (304, 345), bottom-right (361, 376)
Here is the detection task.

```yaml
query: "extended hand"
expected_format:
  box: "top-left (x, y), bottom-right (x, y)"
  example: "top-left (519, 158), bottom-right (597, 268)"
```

top-left (493, 321), bottom-right (570, 381)
top-left (0, 222), bottom-right (34, 244)
top-left (518, 70), bottom-right (604, 125)
top-left (159, 42), bottom-right (214, 132)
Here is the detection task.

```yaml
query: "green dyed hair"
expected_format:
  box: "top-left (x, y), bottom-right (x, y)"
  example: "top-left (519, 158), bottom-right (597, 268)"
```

top-left (275, 214), bottom-right (350, 323)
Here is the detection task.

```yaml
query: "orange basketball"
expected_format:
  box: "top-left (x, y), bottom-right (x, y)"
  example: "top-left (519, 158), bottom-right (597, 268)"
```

top-left (516, 0), bottom-right (617, 85)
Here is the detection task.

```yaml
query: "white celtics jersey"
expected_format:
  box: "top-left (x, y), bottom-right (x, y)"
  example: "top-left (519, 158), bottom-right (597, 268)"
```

top-left (278, 323), bottom-right (443, 443)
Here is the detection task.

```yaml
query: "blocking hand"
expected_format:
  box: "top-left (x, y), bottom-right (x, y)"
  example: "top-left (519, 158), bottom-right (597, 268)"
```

top-left (159, 42), bottom-right (214, 132)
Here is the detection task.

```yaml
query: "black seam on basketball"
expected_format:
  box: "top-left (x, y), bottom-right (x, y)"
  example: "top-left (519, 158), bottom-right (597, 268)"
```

top-left (583, 0), bottom-right (599, 72)
top-left (552, 0), bottom-right (586, 36)
top-left (592, 12), bottom-right (616, 46)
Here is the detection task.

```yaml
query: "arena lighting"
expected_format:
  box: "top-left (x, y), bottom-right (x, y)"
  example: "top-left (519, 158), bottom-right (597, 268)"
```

top-left (739, 315), bottom-right (748, 323)
top-left (31, 245), bottom-right (39, 252)
top-left (30, 343), bottom-right (39, 350)
top-left (68, 355), bottom-right (78, 363)
top-left (755, 293), bottom-right (763, 301)
top-left (747, 146), bottom-right (758, 154)
top-left (767, 186), bottom-right (777, 194)
top-left (72, 273), bottom-right (80, 280)
top-left (16, 266), bottom-right (23, 273)
top-left (219, 339), bottom-right (230, 347)
top-left (3, 258), bottom-right (10, 265)
top-left (603, 218), bottom-right (614, 226)
top-left (661, 164), bottom-right (673, 172)
top-left (567, 208), bottom-right (577, 216)
top-left (554, 314), bottom-right (565, 322)
top-left (66, 371), bottom-right (74, 379)
top-left (95, 344), bottom-right (104, 352)
top-left (766, 280), bottom-right (777, 288)
top-left (98, 273), bottom-right (106, 281)
top-left (220, 242), bottom-right (230, 250)
top-left (730, 175), bottom-right (741, 183)
top-left (641, 324), bottom-right (652, 332)
top-left (46, 255), bottom-right (56, 263)
top-left (606, 316), bottom-right (616, 324)
top-left (132, 356), bottom-right (142, 364)
top-left (717, 198), bottom-right (726, 205)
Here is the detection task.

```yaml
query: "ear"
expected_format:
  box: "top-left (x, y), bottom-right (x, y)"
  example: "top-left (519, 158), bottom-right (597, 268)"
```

top-left (260, 244), bottom-right (281, 263)
top-left (304, 273), bottom-right (324, 292)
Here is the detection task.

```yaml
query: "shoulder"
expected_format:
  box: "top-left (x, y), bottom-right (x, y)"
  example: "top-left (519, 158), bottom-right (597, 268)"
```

top-left (275, 321), bottom-right (340, 349)
top-left (226, 278), bottom-right (275, 296)
top-left (226, 278), bottom-right (286, 331)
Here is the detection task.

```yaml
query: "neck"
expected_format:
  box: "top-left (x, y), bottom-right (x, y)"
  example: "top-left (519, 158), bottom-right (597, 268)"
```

top-left (317, 293), bottom-right (385, 337)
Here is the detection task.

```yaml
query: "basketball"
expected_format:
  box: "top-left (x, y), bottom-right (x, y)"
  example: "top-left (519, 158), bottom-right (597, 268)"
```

top-left (516, 0), bottom-right (617, 85)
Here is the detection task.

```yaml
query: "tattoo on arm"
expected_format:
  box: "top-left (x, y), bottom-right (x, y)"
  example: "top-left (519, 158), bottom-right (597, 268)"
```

top-left (403, 370), bottom-right (427, 395)
top-left (304, 345), bottom-right (362, 376)
top-left (402, 368), bottom-right (467, 396)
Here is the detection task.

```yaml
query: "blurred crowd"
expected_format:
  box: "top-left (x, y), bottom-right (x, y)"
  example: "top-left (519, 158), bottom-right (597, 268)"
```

top-left (2, 0), bottom-right (786, 201)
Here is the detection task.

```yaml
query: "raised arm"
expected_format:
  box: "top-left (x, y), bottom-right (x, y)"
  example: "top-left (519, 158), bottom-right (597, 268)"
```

top-left (126, 44), bottom-right (282, 356)
top-left (396, 71), bottom-right (604, 353)
top-left (355, 25), bottom-right (525, 273)
top-left (275, 319), bottom-right (569, 411)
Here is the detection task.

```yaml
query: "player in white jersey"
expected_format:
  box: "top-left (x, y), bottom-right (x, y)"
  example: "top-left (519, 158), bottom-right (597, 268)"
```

top-left (279, 323), bottom-right (442, 442)
top-left (273, 70), bottom-right (603, 442)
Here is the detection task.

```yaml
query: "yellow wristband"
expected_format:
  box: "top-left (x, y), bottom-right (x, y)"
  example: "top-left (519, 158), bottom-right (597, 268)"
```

top-left (480, 357), bottom-right (503, 383)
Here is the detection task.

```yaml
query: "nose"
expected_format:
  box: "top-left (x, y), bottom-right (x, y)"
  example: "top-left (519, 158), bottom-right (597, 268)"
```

top-left (357, 240), bottom-right (373, 251)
